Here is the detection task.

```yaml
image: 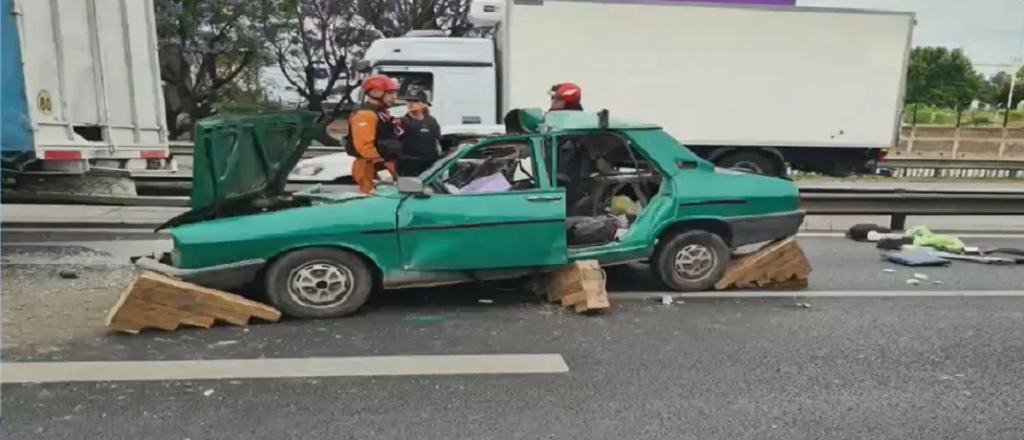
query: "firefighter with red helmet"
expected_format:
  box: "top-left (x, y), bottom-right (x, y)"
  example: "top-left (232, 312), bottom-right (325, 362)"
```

top-left (549, 82), bottom-right (583, 111)
top-left (346, 75), bottom-right (401, 194)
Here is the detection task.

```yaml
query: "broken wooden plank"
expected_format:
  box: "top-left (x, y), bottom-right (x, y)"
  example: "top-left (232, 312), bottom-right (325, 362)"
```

top-left (538, 260), bottom-right (611, 314)
top-left (106, 270), bottom-right (281, 334)
top-left (715, 238), bottom-right (811, 290)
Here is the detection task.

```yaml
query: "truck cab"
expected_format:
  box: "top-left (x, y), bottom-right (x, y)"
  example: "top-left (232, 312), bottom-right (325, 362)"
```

top-left (358, 32), bottom-right (499, 128)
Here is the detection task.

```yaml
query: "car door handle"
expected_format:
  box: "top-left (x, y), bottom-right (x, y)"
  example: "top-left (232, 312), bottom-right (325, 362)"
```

top-left (527, 195), bottom-right (562, 202)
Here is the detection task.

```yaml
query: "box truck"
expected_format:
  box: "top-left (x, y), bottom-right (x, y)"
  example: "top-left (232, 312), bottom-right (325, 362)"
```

top-left (2, 0), bottom-right (174, 196)
top-left (355, 0), bottom-right (914, 177)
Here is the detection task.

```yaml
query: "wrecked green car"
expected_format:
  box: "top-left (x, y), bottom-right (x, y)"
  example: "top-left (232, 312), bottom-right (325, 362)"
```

top-left (137, 109), bottom-right (803, 319)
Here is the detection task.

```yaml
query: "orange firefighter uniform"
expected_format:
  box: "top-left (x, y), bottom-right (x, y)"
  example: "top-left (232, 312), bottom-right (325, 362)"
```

top-left (346, 75), bottom-right (400, 194)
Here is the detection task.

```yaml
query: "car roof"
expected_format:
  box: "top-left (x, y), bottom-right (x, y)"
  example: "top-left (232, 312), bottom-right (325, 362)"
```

top-left (543, 109), bottom-right (661, 131)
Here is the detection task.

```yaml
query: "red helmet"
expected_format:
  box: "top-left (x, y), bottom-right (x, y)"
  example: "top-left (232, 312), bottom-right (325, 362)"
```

top-left (550, 82), bottom-right (582, 103)
top-left (363, 75), bottom-right (398, 93)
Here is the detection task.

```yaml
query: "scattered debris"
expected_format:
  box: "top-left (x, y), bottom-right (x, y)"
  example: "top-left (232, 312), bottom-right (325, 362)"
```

top-left (105, 271), bottom-right (281, 334)
top-left (478, 299), bottom-right (494, 304)
top-left (660, 295), bottom-right (675, 306)
top-left (913, 273), bottom-right (929, 281)
top-left (715, 238), bottom-right (811, 290)
top-left (931, 280), bottom-right (943, 285)
top-left (906, 278), bottom-right (920, 285)
top-left (539, 260), bottom-right (610, 314)
top-left (882, 251), bottom-right (950, 267)
top-left (846, 223), bottom-right (891, 242)
top-left (58, 269), bottom-right (78, 279)
top-left (882, 268), bottom-right (896, 273)
top-left (203, 389), bottom-right (215, 397)
top-left (795, 302), bottom-right (811, 309)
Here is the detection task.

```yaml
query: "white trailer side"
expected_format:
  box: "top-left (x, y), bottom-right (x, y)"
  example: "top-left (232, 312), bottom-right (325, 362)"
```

top-left (10, 0), bottom-right (168, 169)
top-left (502, 0), bottom-right (913, 151)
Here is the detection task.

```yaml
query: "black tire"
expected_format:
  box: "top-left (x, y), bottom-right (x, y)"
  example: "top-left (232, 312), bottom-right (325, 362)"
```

top-left (264, 247), bottom-right (374, 319)
top-left (716, 151), bottom-right (781, 177)
top-left (651, 230), bottom-right (730, 292)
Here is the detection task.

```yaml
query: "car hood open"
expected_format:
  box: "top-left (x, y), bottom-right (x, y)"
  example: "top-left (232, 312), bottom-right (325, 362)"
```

top-left (190, 112), bottom-right (322, 211)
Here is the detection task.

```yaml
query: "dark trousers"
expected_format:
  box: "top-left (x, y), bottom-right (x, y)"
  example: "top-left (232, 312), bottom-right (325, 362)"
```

top-left (397, 159), bottom-right (434, 177)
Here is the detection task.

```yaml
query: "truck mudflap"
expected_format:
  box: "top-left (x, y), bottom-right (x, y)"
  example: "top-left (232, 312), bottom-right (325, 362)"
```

top-left (132, 254), bottom-right (266, 293)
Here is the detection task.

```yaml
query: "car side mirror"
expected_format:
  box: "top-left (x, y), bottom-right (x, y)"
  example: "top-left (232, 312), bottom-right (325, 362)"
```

top-left (396, 177), bottom-right (425, 194)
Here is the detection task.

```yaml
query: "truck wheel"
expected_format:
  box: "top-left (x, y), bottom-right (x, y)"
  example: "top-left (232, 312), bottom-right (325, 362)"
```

top-left (264, 247), bottom-right (374, 319)
top-left (716, 152), bottom-right (780, 177)
top-left (651, 230), bottom-right (730, 291)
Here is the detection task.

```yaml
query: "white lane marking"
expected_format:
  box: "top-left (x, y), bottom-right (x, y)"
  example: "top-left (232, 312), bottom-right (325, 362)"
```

top-left (1, 354), bottom-right (570, 384)
top-left (610, 290), bottom-right (1024, 299)
top-left (6, 228), bottom-right (1024, 239)
top-left (798, 232), bottom-right (1024, 239)
top-left (0, 240), bottom-right (172, 265)
top-left (1, 228), bottom-right (165, 234)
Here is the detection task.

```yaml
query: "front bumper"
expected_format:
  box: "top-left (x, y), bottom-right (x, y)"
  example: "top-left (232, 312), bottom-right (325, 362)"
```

top-left (132, 253), bottom-right (267, 292)
top-left (726, 210), bottom-right (806, 247)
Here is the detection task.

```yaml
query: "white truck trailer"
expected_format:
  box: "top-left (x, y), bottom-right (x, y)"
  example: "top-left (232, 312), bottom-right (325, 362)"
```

top-left (356, 0), bottom-right (915, 177)
top-left (1, 0), bottom-right (174, 196)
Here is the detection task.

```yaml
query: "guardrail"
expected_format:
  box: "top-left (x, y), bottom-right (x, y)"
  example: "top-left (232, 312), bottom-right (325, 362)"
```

top-left (6, 186), bottom-right (1024, 232)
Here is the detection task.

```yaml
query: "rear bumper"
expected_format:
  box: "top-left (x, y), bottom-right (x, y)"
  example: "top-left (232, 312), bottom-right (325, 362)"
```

top-left (726, 210), bottom-right (805, 247)
top-left (132, 253), bottom-right (266, 291)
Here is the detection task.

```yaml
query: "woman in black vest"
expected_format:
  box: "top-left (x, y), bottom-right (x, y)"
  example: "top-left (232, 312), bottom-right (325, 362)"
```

top-left (396, 90), bottom-right (442, 177)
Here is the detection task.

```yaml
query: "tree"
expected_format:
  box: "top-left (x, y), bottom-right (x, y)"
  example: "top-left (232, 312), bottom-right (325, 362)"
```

top-left (357, 0), bottom-right (475, 38)
top-left (985, 67), bottom-right (1024, 110)
top-left (265, 0), bottom-right (380, 114)
top-left (156, 0), bottom-right (274, 139)
top-left (905, 46), bottom-right (985, 120)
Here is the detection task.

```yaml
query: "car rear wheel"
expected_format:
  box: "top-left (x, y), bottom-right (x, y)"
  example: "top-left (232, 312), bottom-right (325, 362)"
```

top-left (651, 230), bottom-right (730, 291)
top-left (264, 247), bottom-right (374, 319)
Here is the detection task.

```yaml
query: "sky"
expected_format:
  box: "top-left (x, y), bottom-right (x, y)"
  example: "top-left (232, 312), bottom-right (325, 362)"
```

top-left (798, 0), bottom-right (1024, 76)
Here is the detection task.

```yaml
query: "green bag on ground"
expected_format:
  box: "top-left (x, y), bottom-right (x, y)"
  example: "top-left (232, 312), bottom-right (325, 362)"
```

top-left (905, 225), bottom-right (965, 253)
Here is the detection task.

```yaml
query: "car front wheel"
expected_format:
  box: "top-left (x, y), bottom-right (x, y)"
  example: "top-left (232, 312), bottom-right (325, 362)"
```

top-left (651, 230), bottom-right (730, 291)
top-left (264, 247), bottom-right (374, 319)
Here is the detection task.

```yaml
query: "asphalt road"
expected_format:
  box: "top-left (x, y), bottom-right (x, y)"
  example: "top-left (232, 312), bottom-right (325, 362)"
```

top-left (4, 297), bottom-right (1024, 439)
top-left (4, 230), bottom-right (1024, 439)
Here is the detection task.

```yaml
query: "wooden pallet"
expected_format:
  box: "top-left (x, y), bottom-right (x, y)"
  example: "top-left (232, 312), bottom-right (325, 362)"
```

top-left (715, 238), bottom-right (811, 290)
top-left (106, 271), bottom-right (282, 334)
top-left (540, 260), bottom-right (610, 314)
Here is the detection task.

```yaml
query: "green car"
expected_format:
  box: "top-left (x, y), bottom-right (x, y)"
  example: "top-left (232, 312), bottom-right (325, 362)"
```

top-left (137, 109), bottom-right (803, 319)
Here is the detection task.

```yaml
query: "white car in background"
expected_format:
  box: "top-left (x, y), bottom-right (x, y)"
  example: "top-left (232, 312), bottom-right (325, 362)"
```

top-left (289, 122), bottom-right (506, 183)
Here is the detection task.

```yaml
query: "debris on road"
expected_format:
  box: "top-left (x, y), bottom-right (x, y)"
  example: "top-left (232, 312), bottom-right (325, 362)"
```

top-left (105, 271), bottom-right (281, 334)
top-left (715, 238), bottom-right (812, 290)
top-left (58, 269), bottom-right (78, 279)
top-left (882, 250), bottom-right (951, 267)
top-left (539, 260), bottom-right (610, 314)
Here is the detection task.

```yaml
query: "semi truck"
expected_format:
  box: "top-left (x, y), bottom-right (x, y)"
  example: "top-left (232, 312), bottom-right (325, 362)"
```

top-left (355, 0), bottom-right (915, 177)
top-left (2, 0), bottom-right (174, 196)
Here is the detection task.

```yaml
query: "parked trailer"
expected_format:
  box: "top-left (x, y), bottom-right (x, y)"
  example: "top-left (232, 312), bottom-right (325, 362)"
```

top-left (356, 0), bottom-right (914, 177)
top-left (1, 0), bottom-right (174, 195)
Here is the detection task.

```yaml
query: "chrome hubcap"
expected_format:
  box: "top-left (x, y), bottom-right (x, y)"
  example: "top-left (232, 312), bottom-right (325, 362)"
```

top-left (287, 262), bottom-right (354, 309)
top-left (673, 244), bottom-right (716, 280)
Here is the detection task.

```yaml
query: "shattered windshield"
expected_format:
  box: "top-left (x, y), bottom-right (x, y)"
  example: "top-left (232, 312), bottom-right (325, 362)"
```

top-left (417, 146), bottom-right (463, 181)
